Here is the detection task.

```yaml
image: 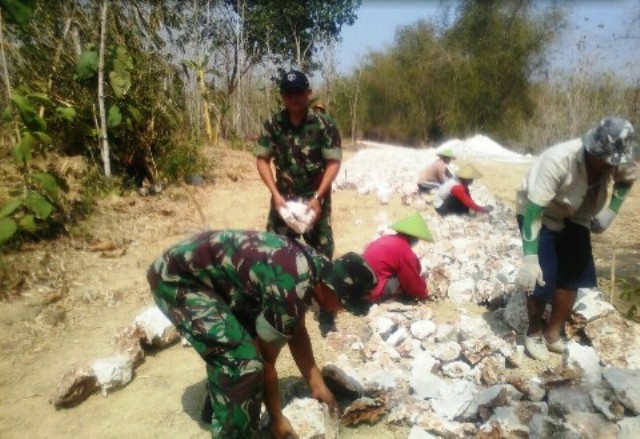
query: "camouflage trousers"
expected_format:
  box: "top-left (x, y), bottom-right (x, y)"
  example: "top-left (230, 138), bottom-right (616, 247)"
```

top-left (149, 277), bottom-right (264, 438)
top-left (267, 196), bottom-right (334, 259)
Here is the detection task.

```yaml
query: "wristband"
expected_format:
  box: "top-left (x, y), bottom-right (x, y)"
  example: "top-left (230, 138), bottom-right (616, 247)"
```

top-left (313, 192), bottom-right (321, 201)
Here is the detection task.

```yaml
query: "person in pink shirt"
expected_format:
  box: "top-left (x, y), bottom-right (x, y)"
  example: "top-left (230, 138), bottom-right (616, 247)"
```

top-left (363, 212), bottom-right (433, 303)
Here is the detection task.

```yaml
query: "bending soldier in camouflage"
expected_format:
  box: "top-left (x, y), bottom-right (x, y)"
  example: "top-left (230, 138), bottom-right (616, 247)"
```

top-left (256, 69), bottom-right (343, 336)
top-left (146, 230), bottom-right (377, 439)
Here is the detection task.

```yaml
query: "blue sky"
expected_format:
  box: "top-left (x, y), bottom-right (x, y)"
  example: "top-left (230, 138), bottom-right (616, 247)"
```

top-left (334, 0), bottom-right (640, 77)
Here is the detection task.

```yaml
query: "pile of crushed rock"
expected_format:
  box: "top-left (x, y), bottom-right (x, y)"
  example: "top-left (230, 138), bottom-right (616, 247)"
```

top-left (268, 139), bottom-right (639, 438)
top-left (335, 136), bottom-right (531, 204)
top-left (49, 138), bottom-right (640, 438)
top-left (283, 299), bottom-right (640, 438)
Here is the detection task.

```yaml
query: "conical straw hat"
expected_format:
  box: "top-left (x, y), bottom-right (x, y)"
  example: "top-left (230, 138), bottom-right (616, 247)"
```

top-left (456, 163), bottom-right (482, 179)
top-left (390, 212), bottom-right (433, 242)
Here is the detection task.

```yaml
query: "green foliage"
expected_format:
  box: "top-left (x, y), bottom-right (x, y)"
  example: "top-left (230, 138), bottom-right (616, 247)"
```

top-left (0, 0), bottom-right (36, 26)
top-left (11, 94), bottom-right (46, 131)
top-left (158, 141), bottom-right (208, 182)
top-left (74, 50), bottom-right (100, 82)
top-left (107, 104), bottom-right (122, 128)
top-left (332, 0), bottom-right (565, 145)
top-left (617, 277), bottom-right (639, 303)
top-left (0, 218), bottom-right (18, 245)
top-left (109, 46), bottom-right (133, 98)
top-left (0, 92), bottom-right (67, 247)
top-left (55, 107), bottom-right (77, 121)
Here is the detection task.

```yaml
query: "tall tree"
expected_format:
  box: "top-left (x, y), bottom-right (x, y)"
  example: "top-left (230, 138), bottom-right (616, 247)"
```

top-left (97, 0), bottom-right (111, 177)
top-left (442, 0), bottom-right (564, 137)
top-left (230, 0), bottom-right (361, 69)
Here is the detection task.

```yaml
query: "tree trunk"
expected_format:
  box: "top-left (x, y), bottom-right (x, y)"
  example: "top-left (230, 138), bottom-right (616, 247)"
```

top-left (197, 66), bottom-right (215, 145)
top-left (350, 69), bottom-right (362, 147)
top-left (40, 17), bottom-right (73, 118)
top-left (0, 9), bottom-right (20, 143)
top-left (98, 0), bottom-right (111, 177)
top-left (0, 10), bottom-right (13, 101)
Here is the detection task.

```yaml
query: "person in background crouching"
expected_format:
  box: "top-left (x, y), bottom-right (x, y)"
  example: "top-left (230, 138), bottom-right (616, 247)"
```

top-left (433, 163), bottom-right (493, 215)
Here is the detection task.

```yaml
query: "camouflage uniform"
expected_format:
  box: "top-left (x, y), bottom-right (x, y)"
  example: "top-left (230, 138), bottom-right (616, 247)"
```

top-left (256, 107), bottom-right (342, 258)
top-left (146, 230), bottom-right (323, 438)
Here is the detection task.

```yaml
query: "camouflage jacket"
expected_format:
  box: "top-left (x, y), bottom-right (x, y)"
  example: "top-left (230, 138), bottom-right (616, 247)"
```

top-left (255, 108), bottom-right (342, 197)
top-left (148, 230), bottom-right (323, 343)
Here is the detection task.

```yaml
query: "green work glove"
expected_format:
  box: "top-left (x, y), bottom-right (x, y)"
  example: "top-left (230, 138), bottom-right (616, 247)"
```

top-left (590, 207), bottom-right (616, 234)
top-left (515, 255), bottom-right (545, 293)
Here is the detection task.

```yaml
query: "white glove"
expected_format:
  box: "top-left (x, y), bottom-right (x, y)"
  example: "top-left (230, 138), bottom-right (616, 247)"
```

top-left (515, 255), bottom-right (545, 293)
top-left (591, 207), bottom-right (616, 234)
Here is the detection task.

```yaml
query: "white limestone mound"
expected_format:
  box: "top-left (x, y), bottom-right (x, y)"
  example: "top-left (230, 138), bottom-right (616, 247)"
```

top-left (441, 134), bottom-right (527, 161)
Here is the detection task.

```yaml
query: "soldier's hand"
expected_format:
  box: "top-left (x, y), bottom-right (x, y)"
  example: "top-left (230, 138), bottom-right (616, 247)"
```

top-left (272, 193), bottom-right (287, 211)
top-left (271, 415), bottom-right (299, 439)
top-left (306, 197), bottom-right (322, 220)
top-left (311, 385), bottom-right (339, 417)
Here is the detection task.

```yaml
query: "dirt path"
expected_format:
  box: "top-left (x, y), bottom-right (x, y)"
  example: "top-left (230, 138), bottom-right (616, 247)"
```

top-left (0, 149), bottom-right (638, 438)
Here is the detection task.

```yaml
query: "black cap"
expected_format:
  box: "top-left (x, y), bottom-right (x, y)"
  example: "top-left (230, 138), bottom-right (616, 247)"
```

top-left (279, 70), bottom-right (309, 92)
top-left (313, 252), bottom-right (378, 316)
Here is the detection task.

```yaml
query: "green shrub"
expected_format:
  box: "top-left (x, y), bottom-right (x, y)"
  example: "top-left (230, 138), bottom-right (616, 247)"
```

top-left (158, 141), bottom-right (209, 182)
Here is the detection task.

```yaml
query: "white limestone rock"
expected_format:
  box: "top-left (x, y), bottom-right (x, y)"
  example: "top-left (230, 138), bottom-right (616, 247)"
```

top-left (410, 320), bottom-right (437, 340)
top-left (434, 323), bottom-right (458, 342)
top-left (602, 368), bottom-right (640, 414)
top-left (282, 397), bottom-right (331, 439)
top-left (370, 316), bottom-right (397, 340)
top-left (563, 411), bottom-right (619, 439)
top-left (447, 278), bottom-right (475, 304)
top-left (91, 354), bottom-right (134, 395)
top-left (589, 387), bottom-right (625, 421)
top-left (458, 314), bottom-right (492, 341)
top-left (441, 361), bottom-right (472, 379)
top-left (547, 385), bottom-right (595, 416)
top-left (407, 426), bottom-right (438, 439)
top-left (618, 416), bottom-right (640, 439)
top-left (386, 326), bottom-right (408, 347)
top-left (563, 341), bottom-right (602, 386)
top-left (415, 411), bottom-right (478, 438)
top-left (572, 288), bottom-right (615, 322)
top-left (133, 305), bottom-right (179, 348)
top-left (584, 314), bottom-right (640, 369)
top-left (502, 290), bottom-right (528, 334)
top-left (429, 341), bottom-right (462, 363)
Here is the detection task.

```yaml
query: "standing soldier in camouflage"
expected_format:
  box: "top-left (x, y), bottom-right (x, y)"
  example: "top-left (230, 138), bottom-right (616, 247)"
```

top-left (147, 229), bottom-right (377, 439)
top-left (255, 69), bottom-right (343, 336)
